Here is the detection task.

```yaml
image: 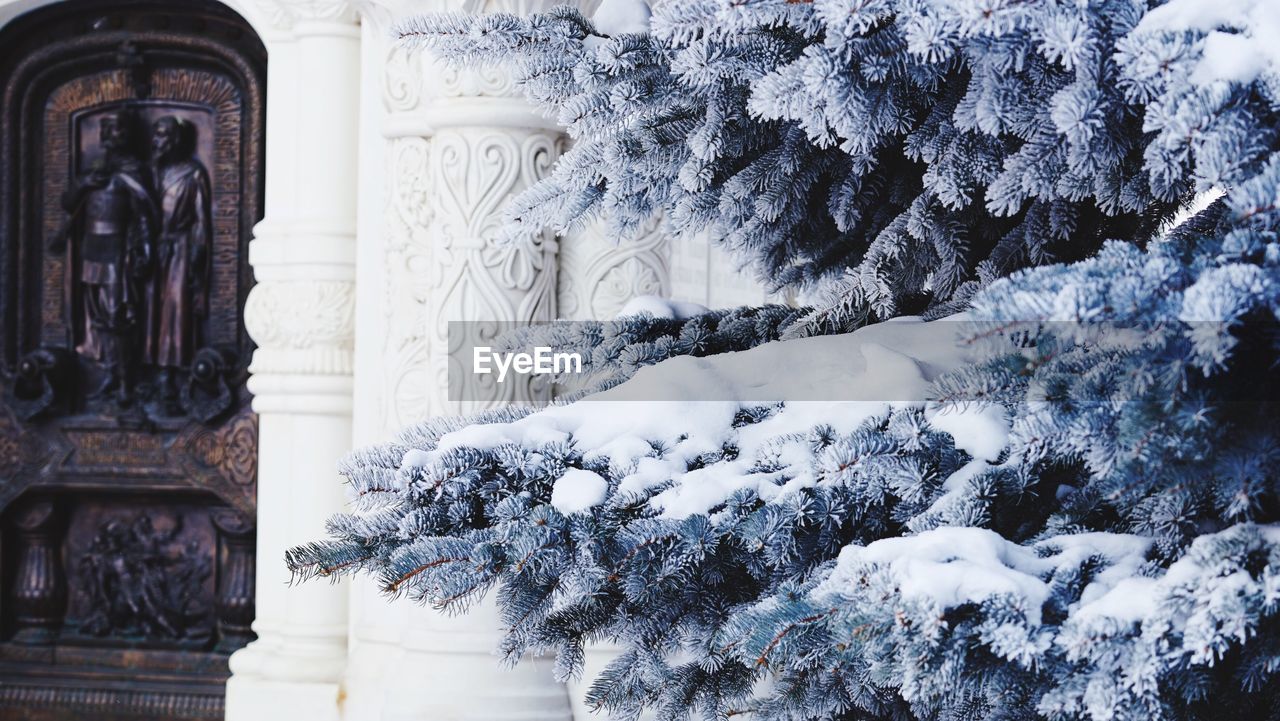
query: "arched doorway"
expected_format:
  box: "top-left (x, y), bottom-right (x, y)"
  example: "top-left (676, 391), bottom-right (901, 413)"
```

top-left (0, 1), bottom-right (265, 718)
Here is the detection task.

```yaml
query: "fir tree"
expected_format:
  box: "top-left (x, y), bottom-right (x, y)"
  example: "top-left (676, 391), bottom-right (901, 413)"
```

top-left (290, 1), bottom-right (1280, 719)
top-left (392, 0), bottom-right (1274, 330)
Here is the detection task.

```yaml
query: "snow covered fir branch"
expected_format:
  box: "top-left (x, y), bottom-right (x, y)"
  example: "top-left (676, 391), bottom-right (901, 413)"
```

top-left (392, 0), bottom-right (1275, 334)
top-left (494, 302), bottom-right (809, 394)
top-left (288, 1), bottom-right (1280, 720)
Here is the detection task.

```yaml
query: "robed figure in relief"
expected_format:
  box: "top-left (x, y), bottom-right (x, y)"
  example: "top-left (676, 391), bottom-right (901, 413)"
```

top-left (145, 115), bottom-right (212, 405)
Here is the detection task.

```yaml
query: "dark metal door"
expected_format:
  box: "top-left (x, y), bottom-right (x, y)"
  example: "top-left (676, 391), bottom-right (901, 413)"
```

top-left (0, 2), bottom-right (265, 718)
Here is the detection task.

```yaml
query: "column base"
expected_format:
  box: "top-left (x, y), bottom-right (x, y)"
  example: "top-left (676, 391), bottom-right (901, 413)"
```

top-left (381, 651), bottom-right (572, 721)
top-left (226, 633), bottom-right (347, 721)
top-left (339, 631), bottom-right (405, 721)
top-left (225, 675), bottom-right (343, 721)
top-left (378, 605), bottom-right (572, 721)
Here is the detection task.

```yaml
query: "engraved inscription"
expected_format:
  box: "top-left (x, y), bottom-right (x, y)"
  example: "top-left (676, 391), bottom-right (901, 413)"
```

top-left (67, 430), bottom-right (166, 468)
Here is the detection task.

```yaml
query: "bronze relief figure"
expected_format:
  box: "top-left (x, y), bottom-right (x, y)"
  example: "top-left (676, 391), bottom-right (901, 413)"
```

top-left (49, 109), bottom-right (156, 408)
top-left (146, 115), bottom-right (212, 411)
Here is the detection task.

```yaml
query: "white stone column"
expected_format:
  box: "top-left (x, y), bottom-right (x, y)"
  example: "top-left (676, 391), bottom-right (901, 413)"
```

top-left (344, 2), bottom-right (598, 719)
top-left (341, 6), bottom-right (417, 719)
top-left (668, 230), bottom-right (782, 310)
top-left (225, 4), bottom-right (361, 721)
top-left (381, 55), bottom-right (572, 721)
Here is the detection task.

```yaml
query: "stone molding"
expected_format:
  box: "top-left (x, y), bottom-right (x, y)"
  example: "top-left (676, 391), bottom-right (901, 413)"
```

top-left (244, 280), bottom-right (356, 376)
top-left (226, 5), bottom-right (361, 720)
top-left (250, 0), bottom-right (359, 30)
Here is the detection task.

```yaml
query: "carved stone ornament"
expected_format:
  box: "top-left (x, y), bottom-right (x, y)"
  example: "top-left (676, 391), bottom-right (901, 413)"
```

top-left (359, 8), bottom-right (603, 720)
top-left (558, 215), bottom-right (671, 320)
top-left (243, 280), bottom-right (355, 376)
top-left (251, 0), bottom-right (359, 30)
top-left (376, 8), bottom-right (595, 428)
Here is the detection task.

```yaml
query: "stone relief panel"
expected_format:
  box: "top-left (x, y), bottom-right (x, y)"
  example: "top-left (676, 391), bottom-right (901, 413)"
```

top-left (382, 134), bottom-right (436, 428)
top-left (379, 35), bottom-right (567, 428)
top-left (384, 45), bottom-right (430, 114)
top-left (427, 128), bottom-right (561, 414)
top-left (436, 61), bottom-right (520, 99)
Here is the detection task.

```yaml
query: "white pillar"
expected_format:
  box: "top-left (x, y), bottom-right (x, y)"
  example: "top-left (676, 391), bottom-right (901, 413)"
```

top-left (225, 4), bottom-right (361, 720)
top-left (344, 2), bottom-right (599, 719)
top-left (668, 230), bottom-right (781, 310)
top-left (378, 33), bottom-right (574, 721)
top-left (341, 6), bottom-right (417, 719)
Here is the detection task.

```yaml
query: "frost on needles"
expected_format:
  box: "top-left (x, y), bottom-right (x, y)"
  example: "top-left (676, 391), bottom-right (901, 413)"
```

top-left (289, 1), bottom-right (1280, 720)
top-left (391, 0), bottom-right (1271, 333)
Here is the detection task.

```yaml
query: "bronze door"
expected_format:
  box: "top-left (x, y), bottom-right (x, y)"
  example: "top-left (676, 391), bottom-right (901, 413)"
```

top-left (0, 2), bottom-right (264, 719)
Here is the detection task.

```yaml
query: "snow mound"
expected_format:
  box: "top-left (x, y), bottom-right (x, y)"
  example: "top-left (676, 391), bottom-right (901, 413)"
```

top-left (816, 527), bottom-right (1155, 627)
top-left (1135, 0), bottom-right (1280, 87)
top-left (592, 0), bottom-right (651, 36)
top-left (551, 468), bottom-right (610, 513)
top-left (404, 316), bottom-right (988, 518)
